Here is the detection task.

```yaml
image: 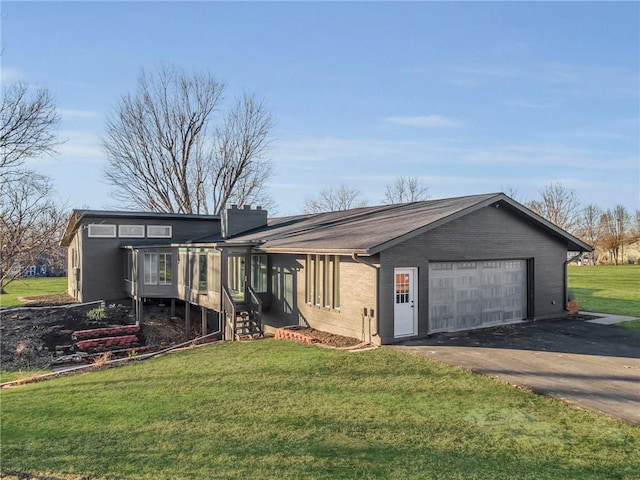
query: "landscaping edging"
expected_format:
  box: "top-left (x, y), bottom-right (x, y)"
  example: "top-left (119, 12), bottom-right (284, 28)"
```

top-left (274, 326), bottom-right (375, 351)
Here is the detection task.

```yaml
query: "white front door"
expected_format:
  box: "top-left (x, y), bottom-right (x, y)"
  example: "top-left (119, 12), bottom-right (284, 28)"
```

top-left (394, 268), bottom-right (417, 338)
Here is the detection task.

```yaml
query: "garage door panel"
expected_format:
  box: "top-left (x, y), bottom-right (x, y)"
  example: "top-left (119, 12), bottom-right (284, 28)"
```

top-left (429, 260), bottom-right (526, 333)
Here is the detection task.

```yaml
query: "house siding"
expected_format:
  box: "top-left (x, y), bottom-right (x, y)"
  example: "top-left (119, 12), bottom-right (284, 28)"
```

top-left (68, 215), bottom-right (220, 302)
top-left (262, 254), bottom-right (378, 343)
top-left (378, 205), bottom-right (567, 344)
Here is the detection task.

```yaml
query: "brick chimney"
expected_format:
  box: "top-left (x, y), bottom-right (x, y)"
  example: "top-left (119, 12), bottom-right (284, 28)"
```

top-left (221, 204), bottom-right (268, 239)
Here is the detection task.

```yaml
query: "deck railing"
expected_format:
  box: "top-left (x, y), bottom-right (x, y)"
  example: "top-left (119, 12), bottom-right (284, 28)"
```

top-left (248, 286), bottom-right (263, 334)
top-left (222, 285), bottom-right (236, 340)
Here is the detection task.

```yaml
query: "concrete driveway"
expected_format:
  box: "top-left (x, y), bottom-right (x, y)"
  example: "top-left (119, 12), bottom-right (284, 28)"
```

top-left (390, 319), bottom-right (640, 425)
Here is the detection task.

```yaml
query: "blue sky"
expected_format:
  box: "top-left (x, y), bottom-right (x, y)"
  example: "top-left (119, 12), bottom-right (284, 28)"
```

top-left (2, 1), bottom-right (638, 215)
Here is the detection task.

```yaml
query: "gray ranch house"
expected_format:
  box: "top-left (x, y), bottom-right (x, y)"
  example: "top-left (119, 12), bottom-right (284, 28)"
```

top-left (60, 193), bottom-right (591, 345)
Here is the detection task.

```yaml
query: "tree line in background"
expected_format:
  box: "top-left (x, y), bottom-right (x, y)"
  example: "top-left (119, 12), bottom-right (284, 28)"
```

top-left (523, 183), bottom-right (640, 265)
top-left (2, 64), bottom-right (638, 293)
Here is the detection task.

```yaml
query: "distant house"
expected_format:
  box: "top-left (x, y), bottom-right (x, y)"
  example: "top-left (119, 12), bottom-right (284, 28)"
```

top-left (60, 193), bottom-right (591, 345)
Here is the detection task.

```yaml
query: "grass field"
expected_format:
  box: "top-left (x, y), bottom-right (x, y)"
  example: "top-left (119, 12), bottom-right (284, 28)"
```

top-left (2, 341), bottom-right (639, 480)
top-left (568, 265), bottom-right (640, 317)
top-left (0, 277), bottom-right (68, 308)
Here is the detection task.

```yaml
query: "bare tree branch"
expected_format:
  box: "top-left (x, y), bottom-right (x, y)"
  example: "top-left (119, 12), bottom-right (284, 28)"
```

top-left (210, 93), bottom-right (273, 214)
top-left (599, 205), bottom-right (631, 265)
top-left (304, 185), bottom-right (368, 213)
top-left (103, 64), bottom-right (274, 214)
top-left (526, 182), bottom-right (581, 234)
top-left (384, 176), bottom-right (429, 204)
top-left (0, 82), bottom-right (61, 179)
top-left (0, 170), bottom-right (68, 292)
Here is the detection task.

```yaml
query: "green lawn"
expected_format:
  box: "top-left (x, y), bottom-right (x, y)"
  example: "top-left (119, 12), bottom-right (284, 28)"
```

top-left (619, 320), bottom-right (640, 331)
top-left (568, 265), bottom-right (640, 317)
top-left (2, 341), bottom-right (639, 479)
top-left (0, 277), bottom-right (68, 308)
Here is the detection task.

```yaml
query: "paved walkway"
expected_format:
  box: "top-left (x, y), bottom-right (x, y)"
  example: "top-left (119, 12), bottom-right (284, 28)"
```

top-left (583, 311), bottom-right (639, 325)
top-left (390, 319), bottom-right (640, 425)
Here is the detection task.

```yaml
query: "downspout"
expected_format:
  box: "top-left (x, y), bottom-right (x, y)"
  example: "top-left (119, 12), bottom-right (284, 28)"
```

top-left (564, 252), bottom-right (584, 312)
top-left (351, 253), bottom-right (380, 342)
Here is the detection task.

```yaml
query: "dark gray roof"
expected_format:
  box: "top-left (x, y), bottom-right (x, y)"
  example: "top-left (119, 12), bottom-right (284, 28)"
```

top-left (60, 209), bottom-right (220, 246)
top-left (61, 194), bottom-right (593, 252)
top-left (228, 192), bottom-right (591, 254)
top-left (70, 209), bottom-right (219, 221)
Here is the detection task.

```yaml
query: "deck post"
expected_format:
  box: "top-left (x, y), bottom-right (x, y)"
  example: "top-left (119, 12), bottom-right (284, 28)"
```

top-left (185, 302), bottom-right (191, 341)
top-left (136, 297), bottom-right (143, 325)
top-left (170, 298), bottom-right (176, 317)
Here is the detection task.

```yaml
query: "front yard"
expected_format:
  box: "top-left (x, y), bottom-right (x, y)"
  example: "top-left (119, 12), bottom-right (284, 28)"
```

top-left (0, 277), bottom-right (69, 308)
top-left (568, 265), bottom-right (639, 317)
top-left (1, 340), bottom-right (638, 479)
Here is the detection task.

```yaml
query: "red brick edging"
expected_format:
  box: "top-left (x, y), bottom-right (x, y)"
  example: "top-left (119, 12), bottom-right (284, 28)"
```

top-left (274, 327), bottom-right (321, 345)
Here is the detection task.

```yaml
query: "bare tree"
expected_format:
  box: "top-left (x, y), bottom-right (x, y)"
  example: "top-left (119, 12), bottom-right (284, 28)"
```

top-left (576, 204), bottom-right (601, 260)
top-left (0, 171), bottom-right (68, 293)
top-left (210, 93), bottom-right (274, 211)
top-left (1, 82), bottom-right (61, 179)
top-left (103, 64), bottom-right (273, 214)
top-left (384, 176), bottom-right (429, 204)
top-left (304, 185), bottom-right (368, 213)
top-left (526, 182), bottom-right (581, 233)
top-left (599, 205), bottom-right (630, 265)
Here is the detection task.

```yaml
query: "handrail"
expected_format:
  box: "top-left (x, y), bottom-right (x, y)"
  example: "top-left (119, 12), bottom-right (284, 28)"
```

top-left (247, 286), bottom-right (263, 334)
top-left (221, 285), bottom-right (236, 340)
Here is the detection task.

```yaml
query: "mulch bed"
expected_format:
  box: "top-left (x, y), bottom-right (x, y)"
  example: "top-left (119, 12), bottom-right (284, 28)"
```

top-left (1, 297), bottom-right (190, 371)
top-left (275, 326), bottom-right (364, 348)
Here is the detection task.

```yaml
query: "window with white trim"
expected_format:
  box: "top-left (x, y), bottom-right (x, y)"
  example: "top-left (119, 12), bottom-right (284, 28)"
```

top-left (88, 224), bottom-right (116, 238)
top-left (147, 225), bottom-right (172, 238)
top-left (119, 225), bottom-right (145, 238)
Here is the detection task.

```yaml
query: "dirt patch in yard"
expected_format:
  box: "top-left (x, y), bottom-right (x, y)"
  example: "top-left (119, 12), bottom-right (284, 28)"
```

top-left (1, 298), bottom-right (190, 372)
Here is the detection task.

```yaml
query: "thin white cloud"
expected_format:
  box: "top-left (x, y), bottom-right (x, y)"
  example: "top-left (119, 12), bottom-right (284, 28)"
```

top-left (0, 66), bottom-right (26, 84)
top-left (386, 115), bottom-right (461, 128)
top-left (450, 61), bottom-right (639, 98)
top-left (58, 109), bottom-right (101, 119)
top-left (274, 135), bottom-right (631, 171)
top-left (57, 130), bottom-right (104, 161)
top-left (506, 99), bottom-right (557, 109)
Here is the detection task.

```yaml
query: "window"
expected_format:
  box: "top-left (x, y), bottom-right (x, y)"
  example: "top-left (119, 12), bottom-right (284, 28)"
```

top-left (159, 253), bottom-right (172, 285)
top-left (228, 255), bottom-right (245, 301)
top-left (143, 253), bottom-right (158, 285)
top-left (198, 254), bottom-right (208, 292)
top-left (88, 224), bottom-right (116, 238)
top-left (306, 255), bottom-right (340, 310)
top-left (251, 254), bottom-right (268, 293)
top-left (147, 225), bottom-right (172, 238)
top-left (143, 252), bottom-right (172, 286)
top-left (124, 251), bottom-right (132, 281)
top-left (119, 225), bottom-right (145, 238)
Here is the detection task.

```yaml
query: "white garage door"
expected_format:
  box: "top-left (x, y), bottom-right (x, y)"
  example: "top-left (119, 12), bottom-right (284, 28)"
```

top-left (429, 260), bottom-right (527, 333)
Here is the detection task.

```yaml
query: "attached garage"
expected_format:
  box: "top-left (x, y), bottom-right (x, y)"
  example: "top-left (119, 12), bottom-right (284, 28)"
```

top-left (428, 260), bottom-right (527, 333)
